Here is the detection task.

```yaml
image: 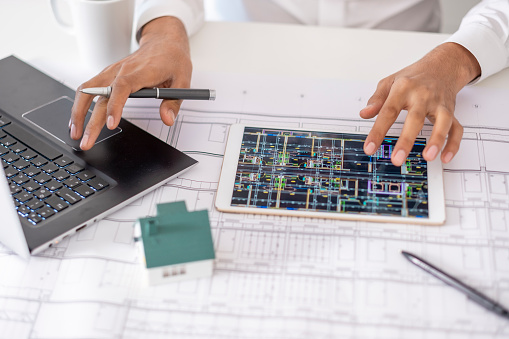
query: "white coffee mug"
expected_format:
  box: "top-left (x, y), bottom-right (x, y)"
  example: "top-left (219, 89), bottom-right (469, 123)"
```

top-left (50, 0), bottom-right (135, 71)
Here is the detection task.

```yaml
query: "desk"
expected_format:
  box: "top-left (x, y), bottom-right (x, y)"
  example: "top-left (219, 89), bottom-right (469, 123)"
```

top-left (1, 1), bottom-right (509, 338)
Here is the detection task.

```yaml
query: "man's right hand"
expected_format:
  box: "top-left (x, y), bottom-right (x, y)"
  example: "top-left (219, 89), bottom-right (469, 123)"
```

top-left (360, 42), bottom-right (481, 166)
top-left (70, 16), bottom-right (193, 150)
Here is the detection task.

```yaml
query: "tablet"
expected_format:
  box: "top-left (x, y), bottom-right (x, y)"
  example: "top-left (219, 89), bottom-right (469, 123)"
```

top-left (215, 125), bottom-right (445, 225)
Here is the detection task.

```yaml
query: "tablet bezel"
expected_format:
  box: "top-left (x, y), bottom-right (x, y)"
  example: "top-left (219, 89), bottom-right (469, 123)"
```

top-left (216, 124), bottom-right (445, 225)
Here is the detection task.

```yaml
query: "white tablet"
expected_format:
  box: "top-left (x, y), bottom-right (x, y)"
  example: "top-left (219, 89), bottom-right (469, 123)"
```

top-left (216, 124), bottom-right (445, 225)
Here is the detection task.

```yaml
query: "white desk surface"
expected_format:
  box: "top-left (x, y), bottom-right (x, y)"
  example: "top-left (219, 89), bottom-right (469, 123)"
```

top-left (2, 1), bottom-right (509, 339)
top-left (3, 0), bottom-right (509, 88)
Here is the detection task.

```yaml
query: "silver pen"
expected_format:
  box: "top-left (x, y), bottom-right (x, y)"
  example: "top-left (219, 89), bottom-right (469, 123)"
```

top-left (80, 86), bottom-right (216, 101)
top-left (402, 250), bottom-right (509, 320)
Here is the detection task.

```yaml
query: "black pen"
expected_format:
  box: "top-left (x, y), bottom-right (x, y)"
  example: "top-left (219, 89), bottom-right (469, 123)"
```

top-left (402, 250), bottom-right (509, 320)
top-left (80, 86), bottom-right (216, 101)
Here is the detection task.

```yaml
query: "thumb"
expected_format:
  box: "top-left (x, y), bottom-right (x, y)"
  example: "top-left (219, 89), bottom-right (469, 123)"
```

top-left (159, 99), bottom-right (183, 126)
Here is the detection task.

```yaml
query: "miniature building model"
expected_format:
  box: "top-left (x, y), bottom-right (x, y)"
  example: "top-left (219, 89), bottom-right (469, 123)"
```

top-left (134, 201), bottom-right (215, 285)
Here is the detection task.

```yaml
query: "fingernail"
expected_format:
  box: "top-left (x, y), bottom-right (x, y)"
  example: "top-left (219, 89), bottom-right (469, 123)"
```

top-left (70, 124), bottom-right (77, 139)
top-left (393, 149), bottom-right (407, 166)
top-left (443, 152), bottom-right (454, 163)
top-left (169, 109), bottom-right (176, 125)
top-left (80, 134), bottom-right (89, 149)
top-left (107, 115), bottom-right (115, 129)
top-left (68, 119), bottom-right (72, 129)
top-left (362, 104), bottom-right (374, 111)
top-left (425, 145), bottom-right (438, 160)
top-left (365, 142), bottom-right (376, 155)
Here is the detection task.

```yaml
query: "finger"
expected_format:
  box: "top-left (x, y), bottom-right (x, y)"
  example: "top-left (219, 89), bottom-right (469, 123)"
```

top-left (159, 99), bottom-right (182, 126)
top-left (363, 84), bottom-right (407, 155)
top-left (158, 75), bottom-right (190, 126)
top-left (422, 107), bottom-right (453, 162)
top-left (391, 106), bottom-right (427, 166)
top-left (360, 77), bottom-right (393, 119)
top-left (71, 66), bottom-right (121, 139)
top-left (441, 117), bottom-right (464, 163)
top-left (106, 76), bottom-right (133, 129)
top-left (70, 85), bottom-right (95, 140)
top-left (80, 97), bottom-right (108, 151)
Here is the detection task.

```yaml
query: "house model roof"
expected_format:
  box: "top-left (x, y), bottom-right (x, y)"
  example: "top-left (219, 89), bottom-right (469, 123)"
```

top-left (138, 201), bottom-right (215, 268)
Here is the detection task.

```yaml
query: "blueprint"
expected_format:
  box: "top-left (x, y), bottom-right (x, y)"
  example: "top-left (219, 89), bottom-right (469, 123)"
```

top-left (0, 69), bottom-right (509, 339)
top-left (230, 127), bottom-right (429, 218)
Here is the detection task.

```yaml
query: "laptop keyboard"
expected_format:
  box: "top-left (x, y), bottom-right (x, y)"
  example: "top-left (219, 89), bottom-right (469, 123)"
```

top-left (0, 114), bottom-right (109, 226)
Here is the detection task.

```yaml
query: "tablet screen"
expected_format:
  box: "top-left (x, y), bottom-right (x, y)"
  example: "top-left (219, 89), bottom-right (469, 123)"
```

top-left (230, 127), bottom-right (429, 218)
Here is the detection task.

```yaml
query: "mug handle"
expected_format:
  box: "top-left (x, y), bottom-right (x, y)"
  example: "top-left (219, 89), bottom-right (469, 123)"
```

top-left (50, 0), bottom-right (74, 34)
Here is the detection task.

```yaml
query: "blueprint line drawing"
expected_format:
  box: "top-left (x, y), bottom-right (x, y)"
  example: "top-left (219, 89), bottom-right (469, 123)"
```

top-left (228, 126), bottom-right (429, 218)
top-left (0, 71), bottom-right (509, 338)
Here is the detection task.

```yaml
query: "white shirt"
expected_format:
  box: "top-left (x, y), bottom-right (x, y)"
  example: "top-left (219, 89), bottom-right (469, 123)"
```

top-left (446, 0), bottom-right (509, 82)
top-left (135, 0), bottom-right (509, 82)
top-left (135, 0), bottom-right (440, 34)
top-left (270, 0), bottom-right (440, 31)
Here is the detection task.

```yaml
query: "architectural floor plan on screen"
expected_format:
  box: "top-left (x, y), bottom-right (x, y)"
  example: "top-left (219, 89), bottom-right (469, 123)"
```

top-left (0, 72), bottom-right (508, 339)
top-left (232, 127), bottom-right (428, 218)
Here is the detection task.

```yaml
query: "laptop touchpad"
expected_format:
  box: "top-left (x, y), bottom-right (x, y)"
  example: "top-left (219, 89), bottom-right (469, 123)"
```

top-left (23, 96), bottom-right (122, 151)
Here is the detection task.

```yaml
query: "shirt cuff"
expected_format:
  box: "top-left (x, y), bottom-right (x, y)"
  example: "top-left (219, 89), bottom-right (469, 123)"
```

top-left (446, 23), bottom-right (508, 84)
top-left (135, 0), bottom-right (204, 42)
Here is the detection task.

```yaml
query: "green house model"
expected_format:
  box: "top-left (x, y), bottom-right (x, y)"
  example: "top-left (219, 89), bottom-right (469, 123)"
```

top-left (134, 201), bottom-right (215, 285)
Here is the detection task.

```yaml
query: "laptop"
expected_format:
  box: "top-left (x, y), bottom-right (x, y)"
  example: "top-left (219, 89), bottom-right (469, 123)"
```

top-left (0, 56), bottom-right (198, 258)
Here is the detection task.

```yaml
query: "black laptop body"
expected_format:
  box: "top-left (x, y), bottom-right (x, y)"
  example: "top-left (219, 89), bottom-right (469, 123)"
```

top-left (0, 56), bottom-right (197, 255)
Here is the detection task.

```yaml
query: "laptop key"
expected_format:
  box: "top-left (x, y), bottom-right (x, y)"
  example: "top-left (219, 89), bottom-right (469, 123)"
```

top-left (0, 116), bottom-right (11, 127)
top-left (10, 144), bottom-right (27, 154)
top-left (34, 188), bottom-right (52, 200)
top-left (27, 199), bottom-right (44, 210)
top-left (18, 205), bottom-right (31, 216)
top-left (27, 212), bottom-right (43, 224)
top-left (56, 187), bottom-right (82, 205)
top-left (87, 177), bottom-right (109, 191)
top-left (65, 163), bottom-right (84, 174)
top-left (12, 159), bottom-right (30, 170)
top-left (38, 206), bottom-right (55, 219)
top-left (0, 136), bottom-right (16, 147)
top-left (41, 163), bottom-right (58, 174)
top-left (45, 195), bottom-right (68, 212)
top-left (74, 184), bottom-right (94, 198)
top-left (23, 165), bottom-right (41, 177)
top-left (54, 156), bottom-right (73, 168)
top-left (22, 180), bottom-right (40, 193)
top-left (0, 146), bottom-right (8, 156)
top-left (12, 173), bottom-right (30, 185)
top-left (4, 165), bottom-right (19, 178)
top-left (9, 183), bottom-right (21, 195)
top-left (34, 172), bottom-right (52, 184)
top-left (31, 156), bottom-right (48, 167)
top-left (14, 191), bottom-right (32, 203)
top-left (63, 177), bottom-right (81, 188)
top-left (77, 170), bottom-right (95, 181)
top-left (52, 169), bottom-right (70, 181)
top-left (45, 179), bottom-right (63, 191)
top-left (2, 151), bottom-right (19, 163)
top-left (20, 149), bottom-right (37, 160)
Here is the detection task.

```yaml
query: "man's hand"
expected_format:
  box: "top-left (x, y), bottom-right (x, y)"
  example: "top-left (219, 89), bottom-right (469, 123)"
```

top-left (360, 42), bottom-right (481, 166)
top-left (70, 16), bottom-right (192, 150)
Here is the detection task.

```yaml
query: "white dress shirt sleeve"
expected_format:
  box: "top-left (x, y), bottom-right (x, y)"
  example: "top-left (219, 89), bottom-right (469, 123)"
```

top-left (446, 0), bottom-right (509, 83)
top-left (135, 0), bottom-right (205, 42)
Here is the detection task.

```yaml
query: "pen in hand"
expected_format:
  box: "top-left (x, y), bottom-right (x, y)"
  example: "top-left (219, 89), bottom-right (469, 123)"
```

top-left (80, 86), bottom-right (216, 101)
top-left (402, 250), bottom-right (509, 321)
